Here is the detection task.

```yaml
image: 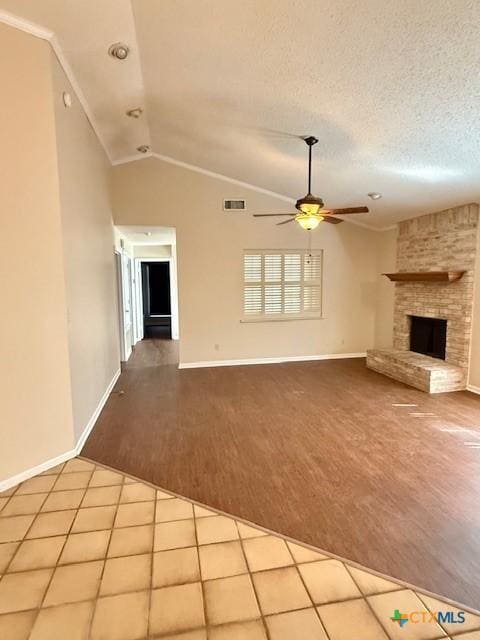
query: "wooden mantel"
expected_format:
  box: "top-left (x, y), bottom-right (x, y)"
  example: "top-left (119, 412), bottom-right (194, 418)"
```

top-left (383, 270), bottom-right (466, 283)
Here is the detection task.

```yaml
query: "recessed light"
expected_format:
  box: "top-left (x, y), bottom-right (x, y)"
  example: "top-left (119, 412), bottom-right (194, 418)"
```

top-left (126, 108), bottom-right (143, 119)
top-left (62, 92), bottom-right (72, 108)
top-left (137, 145), bottom-right (150, 154)
top-left (108, 43), bottom-right (129, 60)
top-left (367, 192), bottom-right (382, 200)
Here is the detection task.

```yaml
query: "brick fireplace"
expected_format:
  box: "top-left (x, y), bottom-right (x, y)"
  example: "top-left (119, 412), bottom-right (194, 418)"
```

top-left (367, 203), bottom-right (479, 392)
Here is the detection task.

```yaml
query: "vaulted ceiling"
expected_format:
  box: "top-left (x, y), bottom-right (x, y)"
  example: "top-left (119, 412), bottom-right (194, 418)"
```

top-left (2, 0), bottom-right (480, 229)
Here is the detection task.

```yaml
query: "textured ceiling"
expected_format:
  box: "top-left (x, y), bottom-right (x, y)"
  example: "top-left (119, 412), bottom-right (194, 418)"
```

top-left (2, 0), bottom-right (480, 228)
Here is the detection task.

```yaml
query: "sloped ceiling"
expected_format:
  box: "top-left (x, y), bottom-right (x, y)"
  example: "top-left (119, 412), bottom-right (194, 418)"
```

top-left (2, 0), bottom-right (480, 228)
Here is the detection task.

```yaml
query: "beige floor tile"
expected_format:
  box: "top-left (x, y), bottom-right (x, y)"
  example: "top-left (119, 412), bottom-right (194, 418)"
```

top-left (44, 560), bottom-right (103, 606)
top-left (298, 559), bottom-right (361, 604)
top-left (243, 536), bottom-right (293, 572)
top-left (252, 566), bottom-right (311, 615)
top-left (0, 568), bottom-right (53, 613)
top-left (53, 472), bottom-right (92, 492)
top-left (40, 463), bottom-right (65, 476)
top-left (194, 504), bottom-right (217, 518)
top-left (153, 546), bottom-right (200, 587)
top-left (0, 497), bottom-right (8, 512)
top-left (0, 486), bottom-right (19, 497)
top-left (81, 485), bottom-right (122, 508)
top-left (59, 530), bottom-right (110, 564)
top-left (124, 476), bottom-right (137, 484)
top-left (156, 498), bottom-right (194, 523)
top-left (150, 582), bottom-right (205, 634)
top-left (0, 541), bottom-right (19, 572)
top-left (367, 589), bottom-right (446, 640)
top-left (16, 476), bottom-right (56, 495)
top-left (0, 515), bottom-right (35, 543)
top-left (91, 591), bottom-right (149, 640)
top-left (26, 510), bottom-right (76, 539)
top-left (199, 541), bottom-right (247, 580)
top-left (159, 631), bottom-right (207, 640)
top-left (287, 542), bottom-right (328, 564)
top-left (418, 594), bottom-right (480, 634)
top-left (318, 599), bottom-right (388, 640)
top-left (71, 505), bottom-right (116, 533)
top-left (1, 493), bottom-right (47, 517)
top-left (196, 516), bottom-right (239, 545)
top-left (267, 608), bottom-right (328, 640)
top-left (30, 601), bottom-right (94, 640)
top-left (451, 633), bottom-right (480, 639)
top-left (108, 524), bottom-right (153, 558)
top-left (89, 469), bottom-right (124, 487)
top-left (236, 522), bottom-right (268, 539)
top-left (100, 553), bottom-right (151, 595)
top-left (157, 489), bottom-right (173, 499)
top-left (41, 489), bottom-right (85, 512)
top-left (154, 520), bottom-right (196, 551)
top-left (209, 620), bottom-right (267, 640)
top-left (0, 610), bottom-right (37, 640)
top-left (114, 501), bottom-right (154, 528)
top-left (62, 459), bottom-right (95, 473)
top-left (205, 574), bottom-right (260, 625)
top-left (347, 566), bottom-right (401, 596)
top-left (120, 482), bottom-right (156, 503)
top-left (9, 535), bottom-right (66, 572)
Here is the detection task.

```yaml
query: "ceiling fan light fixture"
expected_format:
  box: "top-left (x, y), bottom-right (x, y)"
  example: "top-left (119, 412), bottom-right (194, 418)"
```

top-left (295, 213), bottom-right (323, 231)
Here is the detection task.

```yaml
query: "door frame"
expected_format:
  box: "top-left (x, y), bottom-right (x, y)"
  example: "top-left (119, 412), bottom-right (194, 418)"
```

top-left (133, 256), bottom-right (179, 342)
top-left (115, 249), bottom-right (134, 362)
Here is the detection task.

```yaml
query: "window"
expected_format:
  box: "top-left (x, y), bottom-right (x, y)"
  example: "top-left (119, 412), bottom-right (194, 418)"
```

top-left (243, 250), bottom-right (323, 320)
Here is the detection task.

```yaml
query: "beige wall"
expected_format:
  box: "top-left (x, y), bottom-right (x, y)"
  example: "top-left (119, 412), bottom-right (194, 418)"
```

top-left (0, 24), bottom-right (74, 479)
top-left (134, 245), bottom-right (172, 258)
top-left (110, 157), bottom-right (381, 364)
top-left (374, 228), bottom-right (396, 348)
top-left (469, 223), bottom-right (480, 389)
top-left (52, 54), bottom-right (120, 441)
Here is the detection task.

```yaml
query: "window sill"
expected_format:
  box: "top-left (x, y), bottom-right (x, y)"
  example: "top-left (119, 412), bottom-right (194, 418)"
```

top-left (240, 314), bottom-right (323, 323)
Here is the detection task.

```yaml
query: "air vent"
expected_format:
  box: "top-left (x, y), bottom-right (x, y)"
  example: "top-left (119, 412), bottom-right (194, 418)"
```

top-left (224, 199), bottom-right (246, 211)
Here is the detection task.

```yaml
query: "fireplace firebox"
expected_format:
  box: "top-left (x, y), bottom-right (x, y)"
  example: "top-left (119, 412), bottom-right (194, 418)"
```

top-left (409, 315), bottom-right (447, 360)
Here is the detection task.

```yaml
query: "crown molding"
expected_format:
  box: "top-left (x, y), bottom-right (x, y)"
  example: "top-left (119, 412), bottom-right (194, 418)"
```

top-left (114, 151), bottom-right (392, 232)
top-left (0, 10), bottom-right (113, 163)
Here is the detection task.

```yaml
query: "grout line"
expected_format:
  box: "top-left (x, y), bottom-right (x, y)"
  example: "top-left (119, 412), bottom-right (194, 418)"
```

top-left (192, 496), bottom-right (209, 630)
top-left (234, 519), bottom-right (272, 640)
top-left (84, 469), bottom-right (127, 639)
top-left (146, 484), bottom-right (157, 637)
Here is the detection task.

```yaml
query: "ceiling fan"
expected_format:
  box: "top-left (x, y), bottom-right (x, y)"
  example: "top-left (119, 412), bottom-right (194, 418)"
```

top-left (253, 136), bottom-right (369, 230)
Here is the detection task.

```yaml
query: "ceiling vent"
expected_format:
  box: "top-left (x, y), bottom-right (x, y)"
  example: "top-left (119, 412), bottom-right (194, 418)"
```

top-left (224, 199), bottom-right (246, 211)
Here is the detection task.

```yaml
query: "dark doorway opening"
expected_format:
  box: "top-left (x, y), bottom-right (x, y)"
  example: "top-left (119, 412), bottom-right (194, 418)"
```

top-left (410, 315), bottom-right (447, 360)
top-left (141, 262), bottom-right (172, 339)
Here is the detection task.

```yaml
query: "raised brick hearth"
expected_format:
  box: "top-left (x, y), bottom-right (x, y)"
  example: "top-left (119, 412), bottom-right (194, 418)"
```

top-left (367, 349), bottom-right (466, 393)
top-left (367, 203), bottom-right (479, 393)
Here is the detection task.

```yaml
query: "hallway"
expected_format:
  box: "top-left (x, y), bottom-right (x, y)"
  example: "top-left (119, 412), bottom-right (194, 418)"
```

top-left (82, 342), bottom-right (480, 609)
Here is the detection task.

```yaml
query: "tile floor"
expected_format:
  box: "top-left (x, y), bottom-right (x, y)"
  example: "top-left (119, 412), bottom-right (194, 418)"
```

top-left (0, 457), bottom-right (478, 640)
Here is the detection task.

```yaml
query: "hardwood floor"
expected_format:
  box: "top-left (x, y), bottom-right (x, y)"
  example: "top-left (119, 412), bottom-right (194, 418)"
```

top-left (82, 341), bottom-right (480, 609)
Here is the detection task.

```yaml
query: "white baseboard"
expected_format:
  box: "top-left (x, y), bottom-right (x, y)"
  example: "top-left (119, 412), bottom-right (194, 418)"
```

top-left (179, 352), bottom-right (367, 369)
top-left (75, 368), bottom-right (121, 452)
top-left (467, 384), bottom-right (480, 395)
top-left (0, 368), bottom-right (121, 493)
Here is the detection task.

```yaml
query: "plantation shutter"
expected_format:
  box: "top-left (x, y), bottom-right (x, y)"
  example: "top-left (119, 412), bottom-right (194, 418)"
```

top-left (243, 250), bottom-right (322, 319)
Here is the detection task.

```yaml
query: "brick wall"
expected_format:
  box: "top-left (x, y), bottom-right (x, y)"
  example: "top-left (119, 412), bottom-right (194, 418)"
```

top-left (393, 203), bottom-right (479, 370)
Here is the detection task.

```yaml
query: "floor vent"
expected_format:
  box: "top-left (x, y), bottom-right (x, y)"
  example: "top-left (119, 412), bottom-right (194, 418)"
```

top-left (224, 199), bottom-right (246, 211)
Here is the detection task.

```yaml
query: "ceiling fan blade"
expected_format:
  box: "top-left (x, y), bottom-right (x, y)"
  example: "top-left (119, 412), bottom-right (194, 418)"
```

top-left (276, 218), bottom-right (296, 226)
top-left (324, 206), bottom-right (369, 215)
top-left (323, 216), bottom-right (343, 224)
top-left (253, 213), bottom-right (295, 218)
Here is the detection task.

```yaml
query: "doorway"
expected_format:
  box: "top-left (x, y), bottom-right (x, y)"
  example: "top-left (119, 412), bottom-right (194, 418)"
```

top-left (142, 261), bottom-right (172, 338)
